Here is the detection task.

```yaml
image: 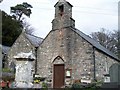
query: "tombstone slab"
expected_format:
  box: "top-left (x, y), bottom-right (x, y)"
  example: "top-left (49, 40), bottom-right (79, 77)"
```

top-left (14, 52), bottom-right (35, 88)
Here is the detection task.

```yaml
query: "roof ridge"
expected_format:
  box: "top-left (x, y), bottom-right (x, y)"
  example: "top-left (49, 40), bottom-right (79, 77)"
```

top-left (70, 27), bottom-right (119, 61)
top-left (58, 0), bottom-right (66, 2)
top-left (25, 32), bottom-right (43, 39)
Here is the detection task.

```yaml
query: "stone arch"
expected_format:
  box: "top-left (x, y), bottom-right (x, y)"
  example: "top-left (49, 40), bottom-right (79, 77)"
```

top-left (52, 56), bottom-right (65, 88)
top-left (52, 56), bottom-right (65, 64)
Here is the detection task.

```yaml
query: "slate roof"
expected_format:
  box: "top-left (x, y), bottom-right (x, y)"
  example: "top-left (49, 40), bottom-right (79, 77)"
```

top-left (0, 33), bottom-right (43, 54)
top-left (71, 27), bottom-right (120, 62)
top-left (25, 33), bottom-right (43, 47)
top-left (0, 44), bottom-right (10, 54)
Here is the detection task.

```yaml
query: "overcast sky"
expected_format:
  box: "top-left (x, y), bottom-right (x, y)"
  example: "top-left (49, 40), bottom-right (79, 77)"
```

top-left (0, 0), bottom-right (119, 38)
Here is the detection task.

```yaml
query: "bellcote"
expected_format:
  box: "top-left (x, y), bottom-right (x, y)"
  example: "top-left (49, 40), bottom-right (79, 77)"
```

top-left (52, 0), bottom-right (75, 30)
top-left (54, 0), bottom-right (73, 18)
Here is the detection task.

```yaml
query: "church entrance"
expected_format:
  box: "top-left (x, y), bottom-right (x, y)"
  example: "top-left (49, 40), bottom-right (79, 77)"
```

top-left (53, 64), bottom-right (65, 88)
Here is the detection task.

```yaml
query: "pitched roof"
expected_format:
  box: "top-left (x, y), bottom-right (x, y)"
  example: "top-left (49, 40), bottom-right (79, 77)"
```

top-left (0, 33), bottom-right (43, 54)
top-left (71, 27), bottom-right (120, 62)
top-left (54, 0), bottom-right (73, 7)
top-left (24, 33), bottom-right (43, 47)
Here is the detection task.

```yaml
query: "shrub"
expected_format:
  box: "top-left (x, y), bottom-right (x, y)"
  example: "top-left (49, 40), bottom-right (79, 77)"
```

top-left (2, 68), bottom-right (12, 73)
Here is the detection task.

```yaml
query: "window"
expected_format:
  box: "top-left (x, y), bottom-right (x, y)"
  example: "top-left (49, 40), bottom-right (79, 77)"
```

top-left (59, 5), bottom-right (64, 16)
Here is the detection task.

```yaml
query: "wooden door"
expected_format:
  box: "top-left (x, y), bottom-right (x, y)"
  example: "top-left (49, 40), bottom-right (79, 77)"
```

top-left (53, 64), bottom-right (65, 88)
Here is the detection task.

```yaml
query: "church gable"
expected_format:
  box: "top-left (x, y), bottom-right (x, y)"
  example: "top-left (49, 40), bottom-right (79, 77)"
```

top-left (7, 32), bottom-right (35, 67)
top-left (37, 26), bottom-right (94, 79)
top-left (36, 0), bottom-right (119, 88)
top-left (5, 0), bottom-right (119, 88)
top-left (8, 32), bottom-right (35, 54)
top-left (37, 28), bottom-right (119, 87)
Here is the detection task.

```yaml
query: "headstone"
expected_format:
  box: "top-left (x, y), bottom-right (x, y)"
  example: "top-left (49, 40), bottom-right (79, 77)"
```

top-left (104, 74), bottom-right (110, 83)
top-left (109, 63), bottom-right (120, 83)
top-left (14, 51), bottom-right (35, 88)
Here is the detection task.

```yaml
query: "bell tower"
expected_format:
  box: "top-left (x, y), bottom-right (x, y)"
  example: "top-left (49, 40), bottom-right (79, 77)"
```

top-left (52, 0), bottom-right (75, 30)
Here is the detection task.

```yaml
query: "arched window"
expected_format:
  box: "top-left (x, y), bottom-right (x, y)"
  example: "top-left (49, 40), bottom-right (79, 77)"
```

top-left (59, 5), bottom-right (64, 16)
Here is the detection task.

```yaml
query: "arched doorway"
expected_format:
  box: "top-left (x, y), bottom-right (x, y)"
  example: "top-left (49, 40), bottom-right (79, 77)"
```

top-left (53, 56), bottom-right (65, 88)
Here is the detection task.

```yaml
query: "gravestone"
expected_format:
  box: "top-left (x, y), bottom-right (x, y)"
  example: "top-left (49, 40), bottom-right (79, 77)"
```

top-left (14, 51), bottom-right (35, 88)
top-left (109, 63), bottom-right (120, 83)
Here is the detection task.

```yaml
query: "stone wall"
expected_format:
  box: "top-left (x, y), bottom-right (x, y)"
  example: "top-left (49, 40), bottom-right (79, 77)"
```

top-left (52, 1), bottom-right (75, 30)
top-left (95, 50), bottom-right (118, 82)
top-left (37, 28), bottom-right (94, 86)
top-left (7, 33), bottom-right (35, 72)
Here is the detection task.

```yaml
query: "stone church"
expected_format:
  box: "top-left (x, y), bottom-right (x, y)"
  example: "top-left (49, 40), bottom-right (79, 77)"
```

top-left (7, 0), bottom-right (120, 88)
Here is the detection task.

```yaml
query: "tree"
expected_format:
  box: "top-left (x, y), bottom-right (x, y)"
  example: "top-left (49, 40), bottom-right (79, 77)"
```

top-left (0, 0), bottom-right (3, 3)
top-left (10, 2), bottom-right (34, 34)
top-left (10, 2), bottom-right (33, 22)
top-left (2, 2), bottom-right (33, 46)
top-left (2, 2), bottom-right (34, 46)
top-left (22, 19), bottom-right (34, 34)
top-left (1, 10), bottom-right (22, 46)
top-left (90, 28), bottom-right (118, 56)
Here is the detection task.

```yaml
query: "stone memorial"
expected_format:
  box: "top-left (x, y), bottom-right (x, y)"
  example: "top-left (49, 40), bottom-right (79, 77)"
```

top-left (14, 51), bottom-right (35, 88)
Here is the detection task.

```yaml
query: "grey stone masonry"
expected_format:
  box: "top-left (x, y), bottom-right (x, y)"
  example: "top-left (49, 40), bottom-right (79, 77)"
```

top-left (7, 32), bottom-right (36, 72)
top-left (6, 0), bottom-right (120, 88)
top-left (37, 27), bottom-right (118, 87)
top-left (52, 0), bottom-right (75, 30)
top-left (36, 0), bottom-right (119, 87)
top-left (95, 50), bottom-right (118, 82)
top-left (37, 27), bottom-right (95, 86)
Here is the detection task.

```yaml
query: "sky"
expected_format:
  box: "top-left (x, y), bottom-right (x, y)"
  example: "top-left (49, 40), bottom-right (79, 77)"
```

top-left (0, 0), bottom-right (119, 38)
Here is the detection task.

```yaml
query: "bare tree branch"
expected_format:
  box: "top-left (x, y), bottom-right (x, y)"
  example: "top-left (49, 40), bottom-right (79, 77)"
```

top-left (90, 28), bottom-right (118, 56)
